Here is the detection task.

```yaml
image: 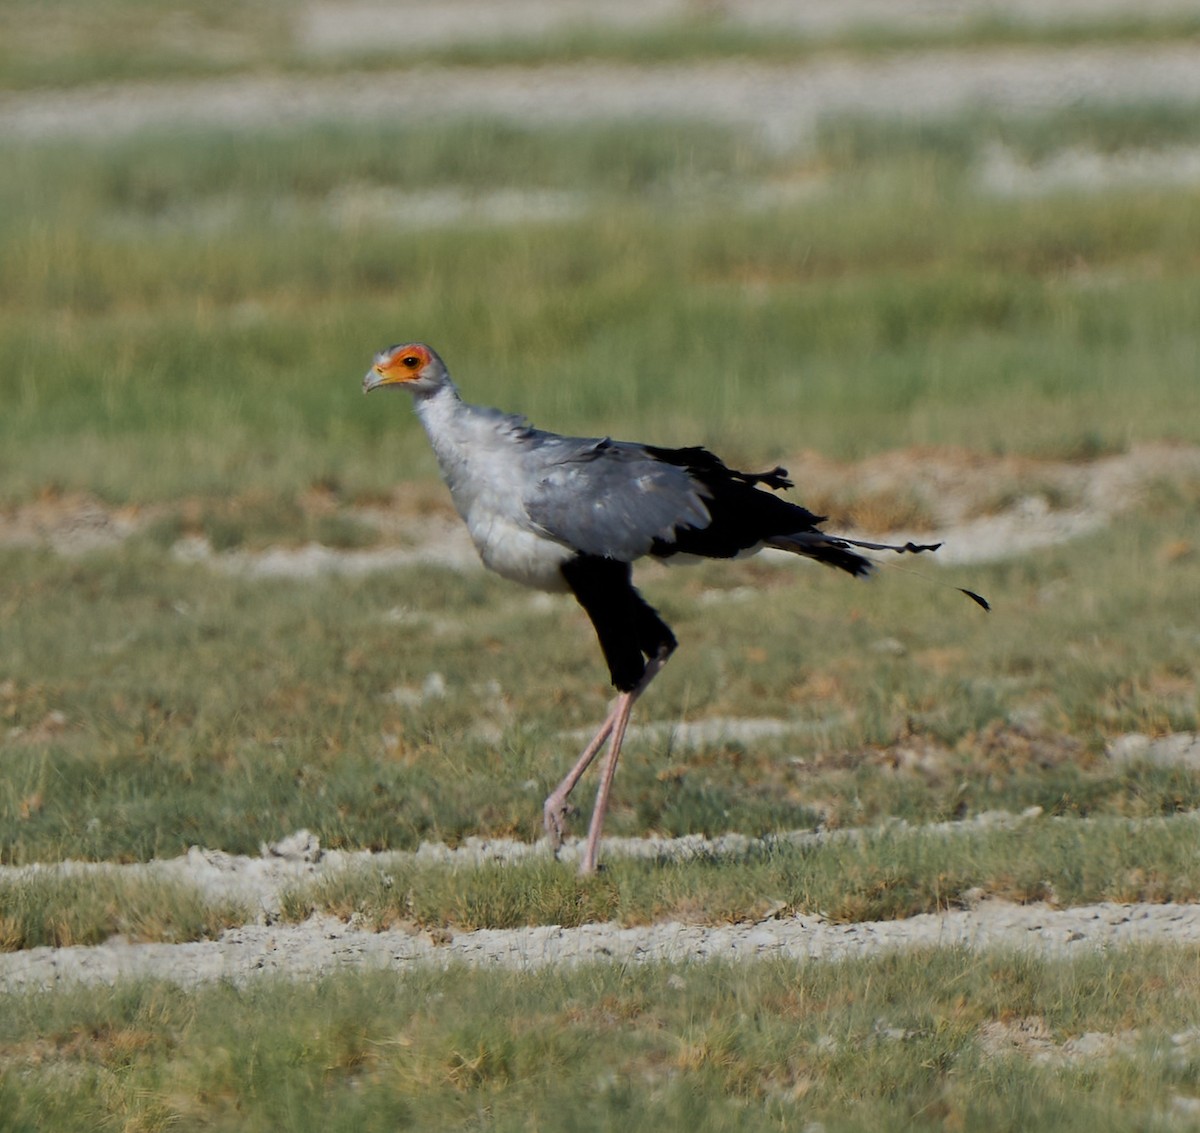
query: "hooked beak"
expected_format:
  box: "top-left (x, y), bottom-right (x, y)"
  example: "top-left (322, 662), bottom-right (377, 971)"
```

top-left (363, 366), bottom-right (392, 394)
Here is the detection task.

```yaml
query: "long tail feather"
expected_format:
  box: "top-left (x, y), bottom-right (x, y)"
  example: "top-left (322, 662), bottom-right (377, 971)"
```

top-left (958, 588), bottom-right (991, 611)
top-left (764, 532), bottom-right (873, 577)
top-left (767, 531), bottom-right (990, 610)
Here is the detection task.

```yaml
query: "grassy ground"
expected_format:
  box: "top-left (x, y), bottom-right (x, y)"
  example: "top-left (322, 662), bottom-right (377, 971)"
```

top-left (1, 90), bottom-right (1199, 909)
top-left (280, 812), bottom-right (1200, 931)
top-left (3, 8), bottom-right (1200, 1126)
top-left (1, 490), bottom-right (1197, 867)
top-left (6, 948), bottom-right (1200, 1131)
top-left (3, 106), bottom-right (1200, 504)
top-left (0, 870), bottom-right (247, 951)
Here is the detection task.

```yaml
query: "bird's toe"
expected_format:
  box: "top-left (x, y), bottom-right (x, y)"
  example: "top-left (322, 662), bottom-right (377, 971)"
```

top-left (543, 797), bottom-right (576, 853)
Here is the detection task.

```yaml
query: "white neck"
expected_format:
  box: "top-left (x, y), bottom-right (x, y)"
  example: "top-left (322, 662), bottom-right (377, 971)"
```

top-left (411, 380), bottom-right (472, 488)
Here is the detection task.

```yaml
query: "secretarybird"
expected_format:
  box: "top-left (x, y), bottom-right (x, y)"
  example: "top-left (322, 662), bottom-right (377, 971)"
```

top-left (364, 342), bottom-right (986, 874)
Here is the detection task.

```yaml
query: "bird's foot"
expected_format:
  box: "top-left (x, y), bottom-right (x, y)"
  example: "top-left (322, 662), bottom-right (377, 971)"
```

top-left (577, 847), bottom-right (601, 876)
top-left (543, 796), bottom-right (576, 854)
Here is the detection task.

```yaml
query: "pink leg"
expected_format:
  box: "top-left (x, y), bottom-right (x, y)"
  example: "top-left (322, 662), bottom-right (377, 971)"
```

top-left (543, 655), bottom-right (669, 869)
top-left (577, 690), bottom-right (638, 875)
top-left (543, 703), bottom-right (619, 850)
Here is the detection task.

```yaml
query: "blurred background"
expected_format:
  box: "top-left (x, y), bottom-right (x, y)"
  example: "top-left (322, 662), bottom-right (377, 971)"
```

top-left (3, 0), bottom-right (1200, 507)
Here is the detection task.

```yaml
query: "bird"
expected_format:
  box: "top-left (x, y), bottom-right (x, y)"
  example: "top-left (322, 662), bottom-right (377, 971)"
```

top-left (363, 342), bottom-right (986, 874)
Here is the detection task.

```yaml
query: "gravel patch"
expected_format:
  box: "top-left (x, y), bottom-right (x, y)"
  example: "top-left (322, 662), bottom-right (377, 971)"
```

top-left (559, 714), bottom-right (845, 749)
top-left (980, 142), bottom-right (1200, 196)
top-left (324, 184), bottom-right (589, 230)
top-left (876, 497), bottom-right (1108, 567)
top-left (977, 1016), bottom-right (1142, 1064)
top-left (1107, 732), bottom-right (1200, 770)
top-left (299, 0), bottom-right (681, 54)
top-left (169, 527), bottom-right (479, 579)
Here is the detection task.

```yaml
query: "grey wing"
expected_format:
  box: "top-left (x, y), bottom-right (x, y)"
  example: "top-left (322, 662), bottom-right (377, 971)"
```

top-left (523, 436), bottom-right (711, 561)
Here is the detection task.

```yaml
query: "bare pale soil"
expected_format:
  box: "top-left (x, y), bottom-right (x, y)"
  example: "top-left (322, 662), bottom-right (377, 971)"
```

top-left (5, 45), bottom-right (1200, 148)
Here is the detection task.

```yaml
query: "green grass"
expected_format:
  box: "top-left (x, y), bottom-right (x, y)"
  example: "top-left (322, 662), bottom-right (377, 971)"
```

top-left (353, 13), bottom-right (1200, 71)
top-left (821, 101), bottom-right (1200, 164)
top-left (0, 871), bottom-right (247, 951)
top-left (5, 948), bottom-right (1200, 1131)
top-left (0, 0), bottom-right (290, 91)
top-left (1, 484), bottom-right (1197, 865)
top-left (3, 11), bottom-right (1199, 1124)
top-left (2, 101), bottom-right (1198, 958)
top-left (3, 111), bottom-right (1200, 504)
top-left (279, 814), bottom-right (1200, 932)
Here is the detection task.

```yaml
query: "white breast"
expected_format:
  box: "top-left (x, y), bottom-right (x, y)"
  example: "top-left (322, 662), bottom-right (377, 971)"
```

top-left (415, 388), bottom-right (574, 593)
top-left (467, 511), bottom-right (573, 592)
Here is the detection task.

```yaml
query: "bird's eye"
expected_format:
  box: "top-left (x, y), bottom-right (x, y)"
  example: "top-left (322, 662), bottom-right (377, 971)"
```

top-left (401, 355), bottom-right (421, 369)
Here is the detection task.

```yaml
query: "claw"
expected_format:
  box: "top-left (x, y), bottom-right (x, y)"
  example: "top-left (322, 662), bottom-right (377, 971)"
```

top-left (543, 797), bottom-right (576, 853)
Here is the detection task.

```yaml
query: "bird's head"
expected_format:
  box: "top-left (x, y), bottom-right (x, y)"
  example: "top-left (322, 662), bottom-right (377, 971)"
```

top-left (363, 342), bottom-right (448, 395)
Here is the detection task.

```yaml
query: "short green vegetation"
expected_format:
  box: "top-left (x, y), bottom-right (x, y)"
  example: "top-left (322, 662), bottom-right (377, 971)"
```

top-left (6, 949), bottom-right (1200, 1131)
top-left (3, 0), bottom-right (1200, 90)
top-left (4, 106), bottom-right (1200, 503)
top-left (1, 487), bottom-right (1197, 866)
top-left (279, 814), bottom-right (1200, 931)
top-left (0, 871), bottom-right (246, 951)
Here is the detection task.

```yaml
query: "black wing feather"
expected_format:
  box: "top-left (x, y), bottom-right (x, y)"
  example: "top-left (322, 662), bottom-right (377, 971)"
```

top-left (642, 445), bottom-right (871, 574)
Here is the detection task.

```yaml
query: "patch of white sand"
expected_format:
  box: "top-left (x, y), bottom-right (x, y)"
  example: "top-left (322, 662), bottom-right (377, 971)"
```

top-left (5, 898), bottom-right (1200, 991)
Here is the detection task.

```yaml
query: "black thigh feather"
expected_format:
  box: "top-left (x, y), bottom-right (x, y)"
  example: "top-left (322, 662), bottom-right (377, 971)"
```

top-left (561, 554), bottom-right (677, 692)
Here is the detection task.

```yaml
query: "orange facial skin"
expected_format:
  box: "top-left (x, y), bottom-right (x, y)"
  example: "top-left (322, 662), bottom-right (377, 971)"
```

top-left (378, 343), bottom-right (430, 381)
top-left (363, 342), bottom-right (432, 392)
